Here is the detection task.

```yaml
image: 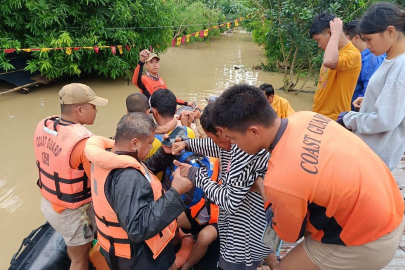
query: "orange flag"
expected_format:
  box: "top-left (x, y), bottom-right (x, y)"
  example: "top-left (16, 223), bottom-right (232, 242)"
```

top-left (235, 20), bottom-right (239, 26)
top-left (227, 22), bottom-right (231, 29)
top-left (117, 45), bottom-right (123, 54)
top-left (195, 32), bottom-right (199, 37)
top-left (186, 35), bottom-right (191, 42)
top-left (204, 29), bottom-right (208, 37)
top-left (177, 37), bottom-right (181, 45)
top-left (66, 48), bottom-right (72, 55)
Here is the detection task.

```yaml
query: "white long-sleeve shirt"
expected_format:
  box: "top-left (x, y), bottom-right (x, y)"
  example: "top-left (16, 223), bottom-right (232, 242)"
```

top-left (344, 53), bottom-right (405, 171)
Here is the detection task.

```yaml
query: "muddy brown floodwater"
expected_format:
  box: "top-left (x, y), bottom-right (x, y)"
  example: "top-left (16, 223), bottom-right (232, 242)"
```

top-left (0, 30), bottom-right (314, 268)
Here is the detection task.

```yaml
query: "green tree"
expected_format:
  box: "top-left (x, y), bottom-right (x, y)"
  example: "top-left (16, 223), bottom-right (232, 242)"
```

top-left (0, 0), bottom-right (173, 79)
top-left (171, 1), bottom-right (225, 42)
top-left (244, 0), bottom-right (386, 93)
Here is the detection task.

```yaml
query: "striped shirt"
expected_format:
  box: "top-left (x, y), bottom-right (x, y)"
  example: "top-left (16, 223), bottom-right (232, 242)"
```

top-left (188, 138), bottom-right (272, 266)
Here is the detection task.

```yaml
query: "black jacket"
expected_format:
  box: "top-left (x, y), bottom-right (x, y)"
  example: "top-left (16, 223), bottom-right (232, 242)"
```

top-left (100, 147), bottom-right (187, 270)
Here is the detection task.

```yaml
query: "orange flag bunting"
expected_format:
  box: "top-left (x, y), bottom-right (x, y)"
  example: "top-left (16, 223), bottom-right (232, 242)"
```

top-left (66, 48), bottom-right (72, 55)
top-left (117, 45), bottom-right (123, 54)
top-left (110, 46), bottom-right (116, 55)
top-left (181, 36), bottom-right (186, 44)
top-left (195, 32), bottom-right (199, 37)
top-left (227, 22), bottom-right (231, 29)
top-left (204, 29), bottom-right (208, 37)
top-left (235, 20), bottom-right (239, 26)
top-left (186, 35), bottom-right (191, 42)
top-left (41, 48), bottom-right (52, 52)
top-left (94, 47), bottom-right (99, 54)
top-left (74, 47), bottom-right (81, 51)
top-left (22, 49), bottom-right (31, 52)
top-left (177, 38), bottom-right (181, 45)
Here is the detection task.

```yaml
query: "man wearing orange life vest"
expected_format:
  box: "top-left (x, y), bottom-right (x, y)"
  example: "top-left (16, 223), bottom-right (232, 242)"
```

top-left (85, 112), bottom-right (194, 270)
top-left (210, 84), bottom-right (404, 270)
top-left (34, 83), bottom-right (108, 270)
top-left (132, 49), bottom-right (194, 107)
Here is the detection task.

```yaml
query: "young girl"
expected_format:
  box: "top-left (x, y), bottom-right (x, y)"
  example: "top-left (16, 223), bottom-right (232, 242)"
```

top-left (342, 2), bottom-right (405, 171)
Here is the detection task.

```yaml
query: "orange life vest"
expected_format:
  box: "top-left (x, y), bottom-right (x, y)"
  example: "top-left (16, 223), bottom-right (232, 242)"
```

top-left (189, 157), bottom-right (220, 225)
top-left (85, 136), bottom-right (177, 260)
top-left (33, 116), bottom-right (93, 209)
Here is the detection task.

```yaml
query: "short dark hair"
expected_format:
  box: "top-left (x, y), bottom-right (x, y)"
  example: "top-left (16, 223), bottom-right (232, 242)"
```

top-left (259, 83), bottom-right (274, 98)
top-left (359, 2), bottom-right (405, 35)
top-left (200, 103), bottom-right (217, 135)
top-left (150, 89), bottom-right (177, 118)
top-left (211, 84), bottom-right (278, 133)
top-left (343, 19), bottom-right (360, 39)
top-left (310, 12), bottom-right (336, 38)
top-left (60, 104), bottom-right (79, 115)
top-left (126, 93), bottom-right (149, 113)
top-left (115, 112), bottom-right (157, 144)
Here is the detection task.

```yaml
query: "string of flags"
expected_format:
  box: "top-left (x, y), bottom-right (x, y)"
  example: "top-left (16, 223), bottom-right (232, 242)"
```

top-left (0, 17), bottom-right (244, 54)
top-left (172, 17), bottom-right (243, 47)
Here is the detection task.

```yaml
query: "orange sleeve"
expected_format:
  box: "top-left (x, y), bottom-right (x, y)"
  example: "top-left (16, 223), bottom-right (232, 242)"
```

top-left (69, 138), bottom-right (91, 179)
top-left (335, 48), bottom-right (359, 72)
top-left (132, 63), bottom-right (141, 87)
top-left (265, 187), bottom-right (308, 242)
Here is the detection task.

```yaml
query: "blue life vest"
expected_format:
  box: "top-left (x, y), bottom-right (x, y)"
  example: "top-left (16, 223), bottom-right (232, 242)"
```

top-left (156, 127), bottom-right (213, 208)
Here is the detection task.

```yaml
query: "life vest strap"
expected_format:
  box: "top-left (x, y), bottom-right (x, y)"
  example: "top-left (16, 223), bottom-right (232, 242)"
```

top-left (40, 182), bottom-right (92, 203)
top-left (97, 227), bottom-right (132, 245)
top-left (37, 163), bottom-right (88, 184)
top-left (95, 212), bottom-right (121, 227)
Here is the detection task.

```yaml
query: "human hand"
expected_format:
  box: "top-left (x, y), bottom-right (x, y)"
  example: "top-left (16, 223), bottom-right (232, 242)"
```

top-left (171, 141), bottom-right (187, 155)
top-left (173, 160), bottom-right (192, 178)
top-left (329, 18), bottom-right (343, 36)
top-left (186, 102), bottom-right (195, 108)
top-left (180, 111), bottom-right (194, 127)
top-left (161, 134), bottom-right (173, 154)
top-left (352, 97), bottom-right (363, 110)
top-left (172, 168), bottom-right (193, 195)
top-left (193, 108), bottom-right (202, 119)
top-left (139, 49), bottom-right (150, 62)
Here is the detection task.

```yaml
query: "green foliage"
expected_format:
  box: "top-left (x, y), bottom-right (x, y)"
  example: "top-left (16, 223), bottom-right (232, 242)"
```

top-left (171, 1), bottom-right (225, 42)
top-left (0, 0), bottom-right (173, 79)
top-left (243, 0), bottom-right (387, 92)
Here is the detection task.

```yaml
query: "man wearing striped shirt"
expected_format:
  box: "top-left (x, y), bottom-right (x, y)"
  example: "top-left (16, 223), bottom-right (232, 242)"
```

top-left (172, 104), bottom-right (275, 270)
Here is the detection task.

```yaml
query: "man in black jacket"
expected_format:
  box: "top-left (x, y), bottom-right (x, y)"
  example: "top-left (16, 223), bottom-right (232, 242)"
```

top-left (86, 113), bottom-right (193, 270)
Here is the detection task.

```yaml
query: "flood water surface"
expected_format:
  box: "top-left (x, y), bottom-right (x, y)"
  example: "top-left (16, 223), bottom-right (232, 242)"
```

top-left (0, 30), bottom-right (314, 268)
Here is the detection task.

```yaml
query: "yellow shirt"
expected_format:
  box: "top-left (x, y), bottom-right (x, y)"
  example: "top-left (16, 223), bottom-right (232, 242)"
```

top-left (312, 42), bottom-right (361, 120)
top-left (145, 126), bottom-right (195, 179)
top-left (272, 95), bottom-right (295, 118)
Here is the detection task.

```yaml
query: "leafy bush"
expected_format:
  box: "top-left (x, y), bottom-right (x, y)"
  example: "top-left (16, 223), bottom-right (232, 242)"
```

top-left (0, 0), bottom-right (173, 79)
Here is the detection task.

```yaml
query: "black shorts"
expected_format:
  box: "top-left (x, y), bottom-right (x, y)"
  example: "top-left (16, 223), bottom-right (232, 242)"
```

top-left (183, 209), bottom-right (220, 270)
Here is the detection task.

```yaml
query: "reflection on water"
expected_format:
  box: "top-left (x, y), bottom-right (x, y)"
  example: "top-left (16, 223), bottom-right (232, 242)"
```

top-left (0, 30), bottom-right (314, 268)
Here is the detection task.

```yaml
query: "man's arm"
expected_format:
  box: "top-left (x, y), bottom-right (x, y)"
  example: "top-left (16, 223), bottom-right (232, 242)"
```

top-left (187, 138), bottom-right (222, 158)
top-left (323, 18), bottom-right (343, 70)
top-left (143, 147), bottom-right (176, 175)
top-left (188, 150), bottom-right (270, 214)
top-left (132, 61), bottom-right (151, 99)
top-left (108, 168), bottom-right (186, 243)
top-left (265, 187), bottom-right (308, 242)
top-left (344, 80), bottom-right (405, 134)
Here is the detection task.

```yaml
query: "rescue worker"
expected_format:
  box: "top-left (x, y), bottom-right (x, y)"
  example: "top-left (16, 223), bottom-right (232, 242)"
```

top-left (85, 112), bottom-right (193, 270)
top-left (210, 84), bottom-right (404, 270)
top-left (132, 49), bottom-right (194, 107)
top-left (34, 83), bottom-right (108, 270)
